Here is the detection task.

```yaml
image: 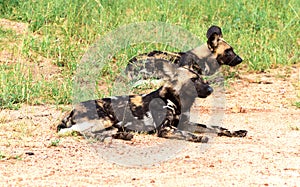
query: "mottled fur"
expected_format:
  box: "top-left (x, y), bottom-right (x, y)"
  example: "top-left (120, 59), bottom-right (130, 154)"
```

top-left (58, 63), bottom-right (247, 142)
top-left (126, 25), bottom-right (243, 83)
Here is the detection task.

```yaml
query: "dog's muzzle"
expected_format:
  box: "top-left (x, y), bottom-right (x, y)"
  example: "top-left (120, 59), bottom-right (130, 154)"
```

top-left (197, 85), bottom-right (213, 98)
top-left (229, 55), bottom-right (243, 66)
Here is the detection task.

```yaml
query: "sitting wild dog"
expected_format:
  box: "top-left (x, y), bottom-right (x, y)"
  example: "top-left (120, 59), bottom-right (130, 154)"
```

top-left (126, 25), bottom-right (243, 86)
top-left (57, 61), bottom-right (247, 143)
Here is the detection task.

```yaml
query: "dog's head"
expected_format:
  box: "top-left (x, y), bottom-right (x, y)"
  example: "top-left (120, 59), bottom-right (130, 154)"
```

top-left (175, 66), bottom-right (213, 99)
top-left (160, 63), bottom-right (213, 99)
top-left (191, 75), bottom-right (213, 98)
top-left (207, 26), bottom-right (242, 67)
top-left (182, 69), bottom-right (213, 98)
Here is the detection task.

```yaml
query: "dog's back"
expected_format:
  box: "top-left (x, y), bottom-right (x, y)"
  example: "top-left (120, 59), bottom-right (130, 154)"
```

top-left (126, 25), bottom-right (243, 85)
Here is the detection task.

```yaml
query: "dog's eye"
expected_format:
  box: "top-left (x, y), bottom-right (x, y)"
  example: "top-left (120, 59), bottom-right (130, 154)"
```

top-left (191, 78), bottom-right (197, 82)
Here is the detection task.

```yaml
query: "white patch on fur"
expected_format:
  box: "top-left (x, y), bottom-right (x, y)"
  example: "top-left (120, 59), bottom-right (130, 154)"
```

top-left (142, 111), bottom-right (155, 128)
top-left (110, 96), bottom-right (119, 100)
top-left (58, 122), bottom-right (95, 135)
top-left (163, 99), bottom-right (176, 114)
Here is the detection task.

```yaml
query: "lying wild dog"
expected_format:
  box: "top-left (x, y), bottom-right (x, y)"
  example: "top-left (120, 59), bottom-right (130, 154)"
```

top-left (58, 62), bottom-right (247, 143)
top-left (125, 25), bottom-right (242, 86)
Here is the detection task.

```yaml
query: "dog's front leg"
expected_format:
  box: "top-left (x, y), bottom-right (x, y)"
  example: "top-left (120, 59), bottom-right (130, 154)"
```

top-left (188, 122), bottom-right (247, 137)
top-left (157, 110), bottom-right (209, 143)
top-left (158, 124), bottom-right (209, 143)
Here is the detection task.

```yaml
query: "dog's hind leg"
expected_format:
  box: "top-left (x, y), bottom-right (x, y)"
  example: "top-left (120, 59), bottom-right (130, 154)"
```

top-left (111, 131), bottom-right (134, 141)
top-left (83, 127), bottom-right (134, 141)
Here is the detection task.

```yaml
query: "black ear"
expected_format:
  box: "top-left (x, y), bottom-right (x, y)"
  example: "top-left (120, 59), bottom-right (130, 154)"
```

top-left (206, 26), bottom-right (223, 52)
top-left (207, 33), bottom-right (220, 52)
top-left (206, 25), bottom-right (222, 39)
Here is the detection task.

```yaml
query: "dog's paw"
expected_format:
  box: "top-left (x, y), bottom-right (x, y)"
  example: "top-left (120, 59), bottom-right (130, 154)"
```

top-left (200, 136), bottom-right (209, 143)
top-left (232, 130), bottom-right (247, 137)
top-left (218, 129), bottom-right (248, 137)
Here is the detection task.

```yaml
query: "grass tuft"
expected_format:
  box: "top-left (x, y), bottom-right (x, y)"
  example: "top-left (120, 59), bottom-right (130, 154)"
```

top-left (293, 101), bottom-right (300, 109)
top-left (50, 139), bottom-right (60, 147)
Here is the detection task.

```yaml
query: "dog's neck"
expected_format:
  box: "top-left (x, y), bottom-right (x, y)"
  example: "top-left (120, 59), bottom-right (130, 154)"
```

top-left (189, 44), bottom-right (214, 59)
top-left (187, 44), bottom-right (220, 75)
top-left (157, 81), bottom-right (197, 113)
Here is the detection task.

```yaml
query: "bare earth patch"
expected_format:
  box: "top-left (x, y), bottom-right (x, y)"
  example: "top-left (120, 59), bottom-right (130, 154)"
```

top-left (0, 18), bottom-right (28, 35)
top-left (0, 64), bottom-right (299, 186)
top-left (0, 18), bottom-right (62, 81)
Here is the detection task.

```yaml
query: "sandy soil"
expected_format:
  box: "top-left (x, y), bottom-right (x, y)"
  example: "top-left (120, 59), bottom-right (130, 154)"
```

top-left (0, 65), bottom-right (299, 187)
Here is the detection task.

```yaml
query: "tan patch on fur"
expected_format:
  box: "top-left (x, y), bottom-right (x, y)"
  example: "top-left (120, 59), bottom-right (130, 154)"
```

top-left (159, 85), bottom-right (168, 97)
top-left (96, 99), bottom-right (104, 108)
top-left (159, 83), bottom-right (174, 97)
top-left (101, 118), bottom-right (114, 128)
top-left (215, 39), bottom-right (231, 56)
top-left (130, 95), bottom-right (143, 107)
top-left (90, 118), bottom-right (114, 132)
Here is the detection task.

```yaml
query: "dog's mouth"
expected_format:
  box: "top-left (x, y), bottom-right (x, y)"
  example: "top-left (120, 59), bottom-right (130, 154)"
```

top-left (227, 55), bottom-right (243, 66)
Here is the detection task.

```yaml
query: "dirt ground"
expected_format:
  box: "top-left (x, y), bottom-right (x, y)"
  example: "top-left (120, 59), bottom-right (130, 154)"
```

top-left (0, 65), bottom-right (299, 186)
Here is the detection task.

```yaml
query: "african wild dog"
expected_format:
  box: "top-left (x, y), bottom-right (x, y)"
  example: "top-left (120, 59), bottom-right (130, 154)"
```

top-left (58, 62), bottom-right (247, 142)
top-left (125, 25), bottom-right (242, 85)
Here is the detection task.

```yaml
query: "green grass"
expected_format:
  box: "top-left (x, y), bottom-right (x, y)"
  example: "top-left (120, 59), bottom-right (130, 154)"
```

top-left (0, 152), bottom-right (22, 160)
top-left (0, 0), bottom-right (299, 108)
top-left (293, 101), bottom-right (300, 108)
top-left (0, 62), bottom-right (72, 109)
top-left (50, 139), bottom-right (60, 147)
top-left (0, 152), bottom-right (5, 160)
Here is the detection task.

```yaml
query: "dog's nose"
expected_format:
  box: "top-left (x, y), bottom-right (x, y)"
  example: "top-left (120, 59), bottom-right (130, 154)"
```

top-left (207, 87), bottom-right (213, 94)
top-left (236, 56), bottom-right (243, 63)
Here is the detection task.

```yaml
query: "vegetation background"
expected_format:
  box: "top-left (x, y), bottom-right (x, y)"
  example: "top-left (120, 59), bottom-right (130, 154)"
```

top-left (0, 0), bottom-right (299, 109)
